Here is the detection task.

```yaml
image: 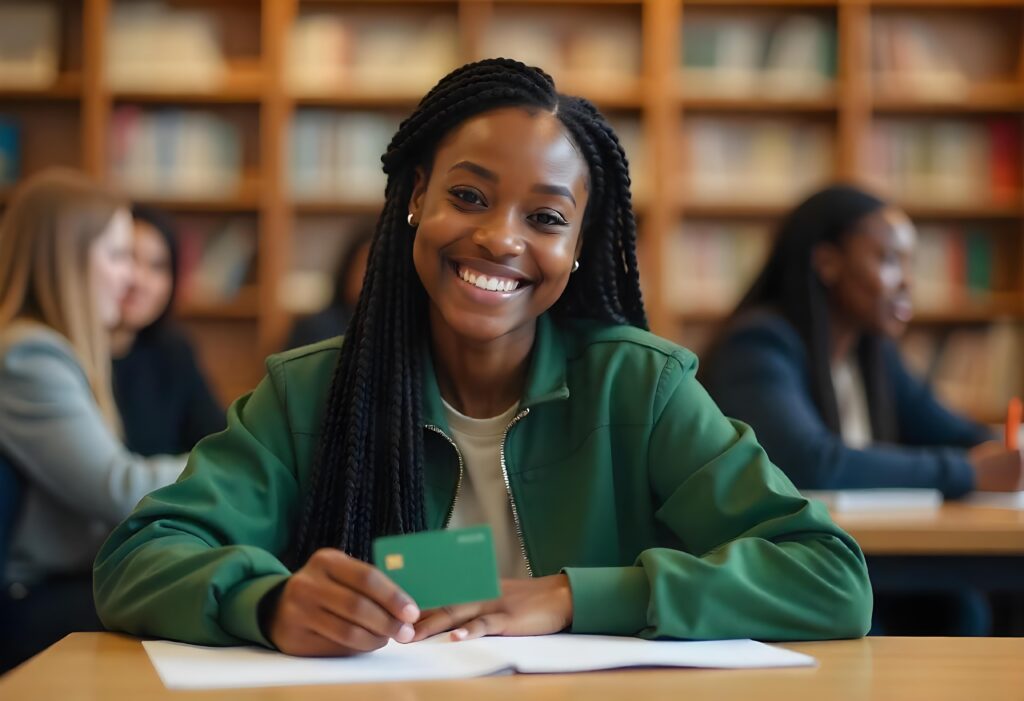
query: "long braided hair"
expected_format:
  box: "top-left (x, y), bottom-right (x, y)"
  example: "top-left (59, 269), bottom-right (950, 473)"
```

top-left (288, 59), bottom-right (647, 567)
top-left (704, 184), bottom-right (898, 441)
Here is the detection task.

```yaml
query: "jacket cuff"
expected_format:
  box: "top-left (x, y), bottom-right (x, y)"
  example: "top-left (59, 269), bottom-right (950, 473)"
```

top-left (219, 573), bottom-right (292, 648)
top-left (941, 449), bottom-right (976, 498)
top-left (563, 566), bottom-right (649, 635)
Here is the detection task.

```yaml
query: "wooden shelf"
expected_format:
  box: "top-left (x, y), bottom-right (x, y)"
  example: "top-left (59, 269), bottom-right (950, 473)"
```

top-left (111, 69), bottom-right (266, 105)
top-left (132, 191), bottom-right (262, 213)
top-left (901, 203), bottom-right (1023, 220)
top-left (679, 202), bottom-right (790, 219)
top-left (911, 303), bottom-right (1021, 324)
top-left (871, 0), bottom-right (1024, 7)
top-left (560, 81), bottom-right (645, 110)
top-left (0, 73), bottom-right (83, 101)
top-left (5, 0), bottom-right (1024, 413)
top-left (873, 85), bottom-right (1024, 113)
top-left (293, 199), bottom-right (384, 215)
top-left (683, 0), bottom-right (837, 6)
top-left (681, 94), bottom-right (838, 113)
top-left (293, 92), bottom-right (420, 109)
top-left (178, 286), bottom-right (260, 321)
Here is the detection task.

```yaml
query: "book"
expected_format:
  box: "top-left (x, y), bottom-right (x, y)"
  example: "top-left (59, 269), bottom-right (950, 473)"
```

top-left (106, 0), bottom-right (225, 92)
top-left (801, 489), bottom-right (943, 513)
top-left (180, 219), bottom-right (256, 305)
top-left (664, 221), bottom-right (771, 315)
top-left (288, 11), bottom-right (458, 95)
top-left (290, 111), bottom-right (399, 202)
top-left (0, 2), bottom-right (58, 89)
top-left (109, 107), bottom-right (243, 198)
top-left (682, 13), bottom-right (835, 99)
top-left (142, 635), bottom-right (815, 690)
top-left (687, 118), bottom-right (832, 204)
top-left (868, 118), bottom-right (1017, 207)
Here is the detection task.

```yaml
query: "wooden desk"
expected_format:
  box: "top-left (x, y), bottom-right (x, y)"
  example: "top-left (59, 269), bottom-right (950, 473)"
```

top-left (834, 503), bottom-right (1024, 556)
top-left (830, 503), bottom-right (1024, 593)
top-left (1, 634), bottom-right (1022, 701)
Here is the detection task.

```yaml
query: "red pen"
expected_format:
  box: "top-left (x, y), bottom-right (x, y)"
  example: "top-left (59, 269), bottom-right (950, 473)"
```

top-left (1005, 397), bottom-right (1021, 451)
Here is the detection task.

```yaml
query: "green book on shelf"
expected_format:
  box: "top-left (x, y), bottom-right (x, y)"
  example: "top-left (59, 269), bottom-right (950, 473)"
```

top-left (965, 230), bottom-right (993, 299)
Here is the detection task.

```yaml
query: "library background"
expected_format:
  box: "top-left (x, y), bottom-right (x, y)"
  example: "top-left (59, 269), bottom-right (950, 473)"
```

top-left (1, 0), bottom-right (1022, 422)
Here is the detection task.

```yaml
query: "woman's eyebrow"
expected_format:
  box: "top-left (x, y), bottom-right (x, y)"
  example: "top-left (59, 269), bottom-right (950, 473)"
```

top-left (448, 160), bottom-right (576, 206)
top-left (449, 160), bottom-right (497, 182)
top-left (531, 184), bottom-right (576, 207)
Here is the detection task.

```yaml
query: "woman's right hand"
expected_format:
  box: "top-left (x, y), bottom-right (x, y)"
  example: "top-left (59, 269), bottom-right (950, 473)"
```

top-left (967, 442), bottom-right (1024, 492)
top-left (267, 548), bottom-right (420, 657)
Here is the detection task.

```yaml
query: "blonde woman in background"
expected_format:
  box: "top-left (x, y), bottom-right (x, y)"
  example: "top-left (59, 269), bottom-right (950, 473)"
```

top-left (0, 169), bottom-right (187, 671)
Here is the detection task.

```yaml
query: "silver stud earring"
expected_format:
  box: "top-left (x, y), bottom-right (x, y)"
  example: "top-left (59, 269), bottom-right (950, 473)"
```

top-left (571, 260), bottom-right (580, 273)
top-left (407, 213), bottom-right (416, 227)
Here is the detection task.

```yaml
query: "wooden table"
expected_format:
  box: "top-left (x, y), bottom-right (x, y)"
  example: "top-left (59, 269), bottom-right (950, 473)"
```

top-left (835, 503), bottom-right (1024, 556)
top-left (1, 634), bottom-right (1023, 701)
top-left (832, 503), bottom-right (1024, 592)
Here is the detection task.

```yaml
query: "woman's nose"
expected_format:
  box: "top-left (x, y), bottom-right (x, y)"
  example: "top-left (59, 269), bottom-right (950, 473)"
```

top-left (471, 215), bottom-right (526, 258)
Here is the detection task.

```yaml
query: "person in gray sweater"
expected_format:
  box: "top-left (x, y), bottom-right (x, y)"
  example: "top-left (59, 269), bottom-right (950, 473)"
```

top-left (0, 169), bottom-right (186, 670)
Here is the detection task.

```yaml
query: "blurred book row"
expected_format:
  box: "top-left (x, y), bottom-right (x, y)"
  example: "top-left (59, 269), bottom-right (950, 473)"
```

top-left (686, 119), bottom-right (833, 205)
top-left (109, 107), bottom-right (243, 198)
top-left (867, 119), bottom-right (1020, 207)
top-left (872, 13), bottom-right (1018, 98)
top-left (911, 225), bottom-right (1005, 314)
top-left (903, 323), bottom-right (1023, 423)
top-left (177, 218), bottom-right (257, 308)
top-left (682, 14), bottom-right (836, 98)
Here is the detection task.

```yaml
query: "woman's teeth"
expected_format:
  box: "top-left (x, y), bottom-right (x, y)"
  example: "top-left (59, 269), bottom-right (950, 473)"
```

top-left (457, 265), bottom-right (521, 292)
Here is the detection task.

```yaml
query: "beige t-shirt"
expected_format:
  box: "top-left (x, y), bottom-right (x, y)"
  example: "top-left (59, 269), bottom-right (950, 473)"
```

top-left (831, 355), bottom-right (873, 449)
top-left (442, 399), bottom-right (531, 579)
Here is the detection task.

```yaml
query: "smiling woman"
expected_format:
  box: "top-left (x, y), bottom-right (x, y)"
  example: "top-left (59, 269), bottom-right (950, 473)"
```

top-left (94, 59), bottom-right (872, 658)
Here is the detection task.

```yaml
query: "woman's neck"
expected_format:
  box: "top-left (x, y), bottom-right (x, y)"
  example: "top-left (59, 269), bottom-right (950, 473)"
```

top-left (827, 308), bottom-right (860, 365)
top-left (110, 328), bottom-right (137, 359)
top-left (429, 309), bottom-right (534, 419)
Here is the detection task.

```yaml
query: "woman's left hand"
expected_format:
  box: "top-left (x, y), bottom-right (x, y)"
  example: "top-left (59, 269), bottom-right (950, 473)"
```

top-left (410, 574), bottom-right (573, 642)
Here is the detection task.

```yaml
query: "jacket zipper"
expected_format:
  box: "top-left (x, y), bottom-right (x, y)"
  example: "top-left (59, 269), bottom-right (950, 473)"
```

top-left (426, 424), bottom-right (464, 528)
top-left (499, 408), bottom-right (533, 576)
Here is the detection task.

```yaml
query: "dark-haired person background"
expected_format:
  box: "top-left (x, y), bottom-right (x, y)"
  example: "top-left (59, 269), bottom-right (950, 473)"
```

top-left (284, 227), bottom-right (373, 350)
top-left (94, 59), bottom-right (871, 656)
top-left (110, 205), bottom-right (225, 457)
top-left (702, 184), bottom-right (1024, 635)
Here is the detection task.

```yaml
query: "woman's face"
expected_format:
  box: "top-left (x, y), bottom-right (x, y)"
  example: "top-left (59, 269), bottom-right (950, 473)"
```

top-left (89, 208), bottom-right (135, 330)
top-left (120, 219), bottom-right (174, 332)
top-left (408, 107), bottom-right (590, 344)
top-left (815, 207), bottom-right (916, 338)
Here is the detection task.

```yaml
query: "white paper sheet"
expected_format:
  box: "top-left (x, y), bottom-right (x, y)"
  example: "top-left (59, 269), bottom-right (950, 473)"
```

top-left (143, 635), bottom-right (816, 690)
top-left (963, 490), bottom-right (1024, 510)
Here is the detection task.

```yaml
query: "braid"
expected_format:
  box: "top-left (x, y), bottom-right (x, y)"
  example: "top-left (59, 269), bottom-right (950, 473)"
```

top-left (288, 59), bottom-right (647, 567)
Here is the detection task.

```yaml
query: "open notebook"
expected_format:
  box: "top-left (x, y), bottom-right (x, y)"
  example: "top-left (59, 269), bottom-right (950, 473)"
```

top-left (143, 634), bottom-right (816, 689)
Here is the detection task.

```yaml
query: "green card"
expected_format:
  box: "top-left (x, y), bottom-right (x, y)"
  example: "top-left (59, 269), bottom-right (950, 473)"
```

top-left (372, 525), bottom-right (501, 611)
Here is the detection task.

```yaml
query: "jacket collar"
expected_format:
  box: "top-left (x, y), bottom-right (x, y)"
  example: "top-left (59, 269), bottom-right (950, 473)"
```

top-left (420, 314), bottom-right (570, 430)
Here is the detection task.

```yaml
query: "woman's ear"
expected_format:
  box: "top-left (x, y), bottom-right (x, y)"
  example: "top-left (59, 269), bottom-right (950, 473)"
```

top-left (811, 242), bottom-right (843, 288)
top-left (408, 167), bottom-right (429, 224)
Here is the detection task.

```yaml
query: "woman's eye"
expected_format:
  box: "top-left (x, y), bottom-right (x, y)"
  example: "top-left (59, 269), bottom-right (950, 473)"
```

top-left (532, 211), bottom-right (569, 227)
top-left (450, 188), bottom-right (485, 206)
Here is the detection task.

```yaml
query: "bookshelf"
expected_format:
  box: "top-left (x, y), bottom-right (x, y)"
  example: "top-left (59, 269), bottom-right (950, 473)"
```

top-left (1, 0), bottom-right (1022, 418)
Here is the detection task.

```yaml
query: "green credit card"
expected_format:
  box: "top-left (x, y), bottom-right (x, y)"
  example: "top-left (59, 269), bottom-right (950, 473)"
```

top-left (372, 525), bottom-right (501, 611)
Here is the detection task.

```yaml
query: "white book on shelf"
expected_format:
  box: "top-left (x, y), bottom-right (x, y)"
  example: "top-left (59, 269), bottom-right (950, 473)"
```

top-left (107, 1), bottom-right (224, 92)
top-left (0, 2), bottom-right (58, 89)
top-left (962, 491), bottom-right (1024, 511)
top-left (801, 489), bottom-right (943, 513)
top-left (287, 14), bottom-right (350, 93)
top-left (763, 15), bottom-right (832, 98)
